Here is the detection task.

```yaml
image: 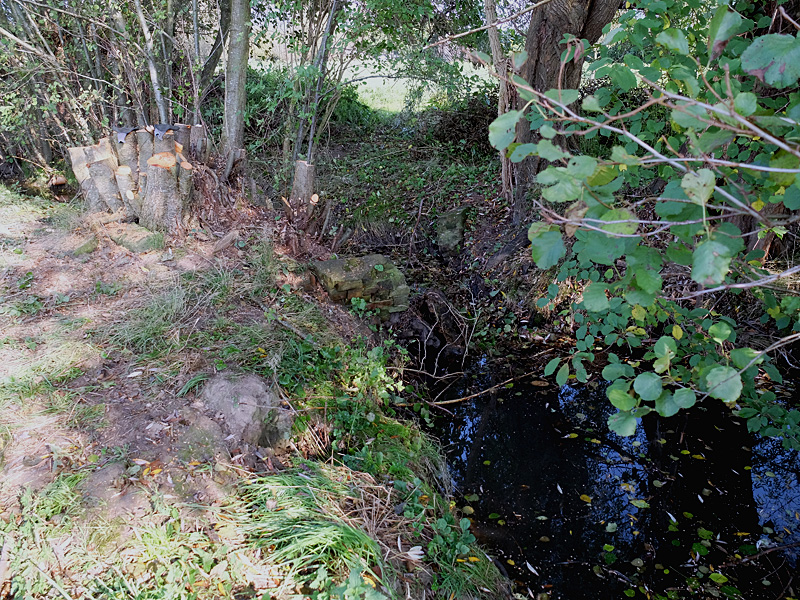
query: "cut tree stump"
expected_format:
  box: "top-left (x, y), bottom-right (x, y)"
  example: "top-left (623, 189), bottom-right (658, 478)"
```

top-left (67, 124), bottom-right (207, 235)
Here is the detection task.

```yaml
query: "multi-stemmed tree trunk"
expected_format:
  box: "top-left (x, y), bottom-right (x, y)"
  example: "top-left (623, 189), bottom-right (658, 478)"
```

top-left (221, 0), bottom-right (250, 179)
top-left (512, 0), bottom-right (620, 225)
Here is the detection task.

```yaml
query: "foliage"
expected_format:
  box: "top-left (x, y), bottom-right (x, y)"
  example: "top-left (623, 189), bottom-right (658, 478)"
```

top-left (488, 0), bottom-right (800, 448)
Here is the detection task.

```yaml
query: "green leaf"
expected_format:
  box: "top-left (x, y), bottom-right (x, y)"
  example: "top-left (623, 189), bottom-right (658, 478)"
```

top-left (734, 92), bottom-right (758, 117)
top-left (528, 223), bottom-right (566, 268)
top-left (730, 347), bottom-right (763, 369)
top-left (544, 357), bottom-right (561, 376)
top-left (611, 145), bottom-right (640, 166)
top-left (696, 129), bottom-right (735, 153)
top-left (608, 411), bottom-right (637, 436)
top-left (634, 267), bottom-right (662, 294)
top-left (567, 156), bottom-right (599, 180)
top-left (583, 282), bottom-right (609, 312)
top-left (509, 143), bottom-right (538, 163)
top-left (634, 372), bottom-right (663, 401)
top-left (512, 50), bottom-right (528, 70)
top-left (582, 95), bottom-right (602, 112)
top-left (537, 139), bottom-right (570, 161)
top-left (708, 6), bottom-right (744, 60)
top-left (706, 366), bottom-right (743, 404)
top-left (609, 64), bottom-right (638, 92)
top-left (783, 184), bottom-right (800, 210)
top-left (489, 110), bottom-right (522, 150)
top-left (656, 389), bottom-right (697, 417)
top-left (656, 28), bottom-right (690, 55)
top-left (539, 124), bottom-right (557, 139)
top-left (556, 362), bottom-right (570, 386)
top-left (603, 363), bottom-right (634, 380)
top-left (671, 103), bottom-right (708, 129)
top-left (708, 321), bottom-right (733, 343)
top-left (681, 169), bottom-right (715, 205)
top-left (538, 167), bottom-right (583, 202)
top-left (587, 166), bottom-right (618, 187)
top-left (742, 34), bottom-right (800, 89)
top-left (600, 208), bottom-right (638, 236)
top-left (608, 388), bottom-right (636, 411)
top-left (654, 336), bottom-right (677, 358)
top-left (691, 241), bottom-right (733, 286)
top-left (629, 499), bottom-right (650, 509)
top-left (673, 388), bottom-right (697, 410)
top-left (544, 88), bottom-right (580, 105)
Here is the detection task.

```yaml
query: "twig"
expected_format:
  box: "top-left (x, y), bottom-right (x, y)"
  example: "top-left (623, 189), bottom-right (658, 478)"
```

top-left (424, 0), bottom-right (556, 49)
top-left (401, 370), bottom-right (540, 407)
top-left (779, 6), bottom-right (800, 31)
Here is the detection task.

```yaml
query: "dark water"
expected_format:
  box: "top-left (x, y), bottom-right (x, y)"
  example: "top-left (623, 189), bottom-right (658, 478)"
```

top-left (434, 370), bottom-right (800, 599)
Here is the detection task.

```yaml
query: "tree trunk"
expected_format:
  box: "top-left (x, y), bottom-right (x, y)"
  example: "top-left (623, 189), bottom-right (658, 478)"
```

top-left (513, 0), bottom-right (619, 225)
top-left (222, 0), bottom-right (250, 159)
top-left (484, 0), bottom-right (512, 203)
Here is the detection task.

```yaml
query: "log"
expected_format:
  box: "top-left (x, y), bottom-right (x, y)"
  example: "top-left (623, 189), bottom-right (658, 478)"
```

top-left (172, 161), bottom-right (194, 229)
top-left (173, 124), bottom-right (190, 156)
top-left (116, 130), bottom-right (139, 190)
top-left (87, 157), bottom-right (123, 211)
top-left (136, 129), bottom-right (154, 200)
top-left (69, 124), bottom-right (195, 234)
top-left (189, 124), bottom-right (208, 162)
top-left (140, 151), bottom-right (178, 232)
top-left (115, 165), bottom-right (140, 215)
top-left (153, 129), bottom-right (175, 154)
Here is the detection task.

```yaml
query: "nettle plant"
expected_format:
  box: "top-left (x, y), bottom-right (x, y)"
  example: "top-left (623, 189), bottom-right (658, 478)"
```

top-left (488, 0), bottom-right (800, 447)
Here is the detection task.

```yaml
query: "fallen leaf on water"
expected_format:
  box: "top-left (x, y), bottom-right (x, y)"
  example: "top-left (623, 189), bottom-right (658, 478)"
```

top-left (507, 559), bottom-right (515, 566)
top-left (462, 506), bottom-right (474, 515)
top-left (531, 380), bottom-right (549, 387)
top-left (580, 494), bottom-right (592, 503)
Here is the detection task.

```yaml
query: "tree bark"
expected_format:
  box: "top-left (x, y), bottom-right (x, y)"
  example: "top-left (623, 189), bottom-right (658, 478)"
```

top-left (484, 0), bottom-right (512, 203)
top-left (222, 0), bottom-right (250, 159)
top-left (513, 0), bottom-right (619, 225)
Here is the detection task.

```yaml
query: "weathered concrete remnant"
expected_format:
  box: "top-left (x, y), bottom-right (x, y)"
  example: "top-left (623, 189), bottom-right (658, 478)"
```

top-left (312, 254), bottom-right (410, 313)
top-left (437, 207), bottom-right (467, 254)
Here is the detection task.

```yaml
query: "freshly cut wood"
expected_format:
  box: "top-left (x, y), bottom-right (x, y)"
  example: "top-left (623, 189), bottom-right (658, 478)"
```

top-left (147, 151), bottom-right (177, 170)
top-left (87, 157), bottom-right (123, 211)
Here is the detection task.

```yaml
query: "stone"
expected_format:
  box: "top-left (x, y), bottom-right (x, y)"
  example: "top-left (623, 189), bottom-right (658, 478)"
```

top-left (437, 207), bottom-right (467, 254)
top-left (311, 254), bottom-right (410, 314)
top-left (176, 408), bottom-right (231, 465)
top-left (199, 372), bottom-right (293, 450)
top-left (106, 222), bottom-right (165, 253)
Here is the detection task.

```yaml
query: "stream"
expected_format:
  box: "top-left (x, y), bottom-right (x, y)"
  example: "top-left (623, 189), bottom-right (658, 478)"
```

top-left (432, 362), bottom-right (800, 599)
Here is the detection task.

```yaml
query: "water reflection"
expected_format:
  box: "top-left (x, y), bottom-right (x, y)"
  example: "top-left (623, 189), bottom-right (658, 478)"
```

top-left (434, 377), bottom-right (799, 599)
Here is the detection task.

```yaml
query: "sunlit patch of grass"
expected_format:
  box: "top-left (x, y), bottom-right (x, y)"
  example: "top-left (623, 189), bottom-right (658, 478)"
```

top-left (107, 282), bottom-right (190, 358)
top-left (43, 388), bottom-right (106, 430)
top-left (238, 462), bottom-right (390, 594)
top-left (0, 339), bottom-right (96, 407)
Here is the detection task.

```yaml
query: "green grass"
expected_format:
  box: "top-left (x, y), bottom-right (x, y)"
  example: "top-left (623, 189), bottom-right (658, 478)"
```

top-left (239, 462), bottom-right (386, 593)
